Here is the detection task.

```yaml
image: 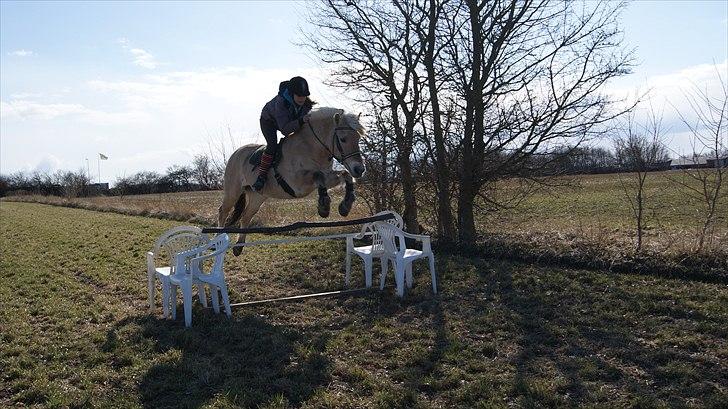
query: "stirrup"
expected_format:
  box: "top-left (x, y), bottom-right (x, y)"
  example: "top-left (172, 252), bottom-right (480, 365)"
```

top-left (251, 175), bottom-right (266, 192)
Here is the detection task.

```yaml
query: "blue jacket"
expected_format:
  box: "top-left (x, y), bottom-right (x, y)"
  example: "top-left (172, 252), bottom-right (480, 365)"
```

top-left (260, 86), bottom-right (313, 136)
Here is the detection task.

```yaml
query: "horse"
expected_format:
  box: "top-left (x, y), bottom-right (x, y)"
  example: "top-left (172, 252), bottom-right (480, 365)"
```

top-left (218, 107), bottom-right (366, 256)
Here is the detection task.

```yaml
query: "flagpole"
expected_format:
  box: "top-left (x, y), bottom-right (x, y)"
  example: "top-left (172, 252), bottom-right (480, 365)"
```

top-left (98, 156), bottom-right (101, 184)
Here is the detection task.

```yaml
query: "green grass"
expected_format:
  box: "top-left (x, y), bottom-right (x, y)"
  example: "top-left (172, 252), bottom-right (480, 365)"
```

top-left (473, 171), bottom-right (728, 252)
top-left (1, 202), bottom-right (727, 407)
top-left (8, 171), bottom-right (725, 258)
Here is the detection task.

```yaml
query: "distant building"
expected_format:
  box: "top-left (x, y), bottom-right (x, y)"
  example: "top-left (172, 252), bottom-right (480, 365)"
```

top-left (88, 183), bottom-right (109, 195)
top-left (671, 156), bottom-right (709, 170)
top-left (707, 156), bottom-right (728, 168)
top-left (650, 160), bottom-right (672, 171)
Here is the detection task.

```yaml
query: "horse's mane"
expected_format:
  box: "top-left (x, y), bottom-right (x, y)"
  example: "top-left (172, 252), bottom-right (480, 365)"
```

top-left (309, 107), bottom-right (365, 133)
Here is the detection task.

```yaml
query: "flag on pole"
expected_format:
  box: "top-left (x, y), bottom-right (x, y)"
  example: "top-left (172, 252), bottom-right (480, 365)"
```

top-left (99, 153), bottom-right (108, 160)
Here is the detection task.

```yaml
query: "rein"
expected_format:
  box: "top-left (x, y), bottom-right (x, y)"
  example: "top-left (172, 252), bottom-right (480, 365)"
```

top-left (307, 121), bottom-right (361, 162)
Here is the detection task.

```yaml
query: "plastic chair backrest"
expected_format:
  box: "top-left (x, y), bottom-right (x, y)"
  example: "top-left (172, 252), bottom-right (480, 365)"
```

top-left (373, 221), bottom-right (403, 255)
top-left (152, 226), bottom-right (207, 273)
top-left (196, 233), bottom-right (230, 278)
top-left (368, 211), bottom-right (403, 252)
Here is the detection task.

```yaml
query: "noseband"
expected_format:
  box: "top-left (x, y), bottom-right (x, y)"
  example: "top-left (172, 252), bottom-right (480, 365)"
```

top-left (308, 122), bottom-right (362, 163)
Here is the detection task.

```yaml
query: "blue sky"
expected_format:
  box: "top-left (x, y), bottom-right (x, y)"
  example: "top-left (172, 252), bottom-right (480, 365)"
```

top-left (1, 1), bottom-right (727, 182)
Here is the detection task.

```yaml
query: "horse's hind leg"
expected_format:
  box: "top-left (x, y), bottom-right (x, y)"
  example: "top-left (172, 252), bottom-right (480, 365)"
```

top-left (218, 183), bottom-right (242, 227)
top-left (231, 191), bottom-right (267, 257)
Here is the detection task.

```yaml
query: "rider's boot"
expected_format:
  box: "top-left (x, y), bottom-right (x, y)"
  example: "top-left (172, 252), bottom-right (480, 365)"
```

top-left (252, 153), bottom-right (274, 192)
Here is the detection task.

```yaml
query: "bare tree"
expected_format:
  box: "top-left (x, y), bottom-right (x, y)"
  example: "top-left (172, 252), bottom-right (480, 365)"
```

top-left (191, 154), bottom-right (222, 190)
top-left (205, 123), bottom-right (245, 179)
top-left (357, 107), bottom-right (404, 214)
top-left (55, 169), bottom-right (91, 198)
top-left (614, 109), bottom-right (669, 252)
top-left (670, 68), bottom-right (728, 251)
top-left (444, 0), bottom-right (634, 241)
top-left (304, 0), bottom-right (428, 233)
top-left (307, 0), bottom-right (633, 242)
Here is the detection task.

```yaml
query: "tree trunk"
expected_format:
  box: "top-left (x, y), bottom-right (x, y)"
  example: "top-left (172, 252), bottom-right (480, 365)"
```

top-left (457, 0), bottom-right (485, 243)
top-left (425, 0), bottom-right (455, 240)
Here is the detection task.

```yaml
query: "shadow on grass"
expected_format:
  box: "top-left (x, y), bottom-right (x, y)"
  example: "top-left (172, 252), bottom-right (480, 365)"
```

top-left (479, 262), bottom-right (727, 406)
top-left (109, 311), bottom-right (332, 408)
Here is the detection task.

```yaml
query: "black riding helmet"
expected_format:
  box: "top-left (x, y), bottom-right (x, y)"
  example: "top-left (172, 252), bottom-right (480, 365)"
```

top-left (288, 76), bottom-right (310, 97)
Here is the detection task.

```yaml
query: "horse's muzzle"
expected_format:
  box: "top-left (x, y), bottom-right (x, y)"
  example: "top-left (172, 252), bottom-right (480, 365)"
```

top-left (352, 164), bottom-right (365, 178)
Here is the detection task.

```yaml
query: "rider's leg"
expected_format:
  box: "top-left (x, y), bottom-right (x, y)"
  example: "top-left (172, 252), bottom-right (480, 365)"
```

top-left (253, 119), bottom-right (278, 191)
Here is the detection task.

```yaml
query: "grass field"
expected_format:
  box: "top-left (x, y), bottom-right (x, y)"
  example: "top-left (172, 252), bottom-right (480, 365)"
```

top-left (8, 172), bottom-right (726, 253)
top-left (7, 171), bottom-right (726, 277)
top-left (1, 202), bottom-right (727, 407)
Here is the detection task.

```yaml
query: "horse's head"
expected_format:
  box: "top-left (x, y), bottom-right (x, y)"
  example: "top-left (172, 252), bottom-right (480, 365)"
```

top-left (311, 108), bottom-right (366, 178)
top-left (333, 110), bottom-right (366, 178)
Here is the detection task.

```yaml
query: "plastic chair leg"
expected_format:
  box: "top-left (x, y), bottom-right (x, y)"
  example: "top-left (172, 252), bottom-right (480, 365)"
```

top-left (170, 285), bottom-right (178, 320)
top-left (345, 252), bottom-right (352, 287)
top-left (210, 286), bottom-right (220, 314)
top-left (219, 284), bottom-right (232, 318)
top-left (395, 263), bottom-right (405, 297)
top-left (379, 258), bottom-right (388, 290)
top-left (364, 257), bottom-right (373, 288)
top-left (196, 284), bottom-right (208, 308)
top-left (429, 256), bottom-right (437, 294)
top-left (406, 263), bottom-right (413, 289)
top-left (182, 283), bottom-right (193, 327)
top-left (161, 280), bottom-right (170, 318)
top-left (148, 272), bottom-right (155, 310)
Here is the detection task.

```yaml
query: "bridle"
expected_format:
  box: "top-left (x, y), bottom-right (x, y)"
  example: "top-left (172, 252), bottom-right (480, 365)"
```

top-left (307, 121), bottom-right (362, 163)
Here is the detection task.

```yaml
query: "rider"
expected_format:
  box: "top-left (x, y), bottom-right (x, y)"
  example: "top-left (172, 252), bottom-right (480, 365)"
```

top-left (252, 76), bottom-right (316, 192)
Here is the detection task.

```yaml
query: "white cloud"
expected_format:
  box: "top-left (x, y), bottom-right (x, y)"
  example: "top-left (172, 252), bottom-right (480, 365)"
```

top-left (1, 100), bottom-right (89, 120)
top-left (118, 38), bottom-right (159, 69)
top-left (608, 60), bottom-right (727, 109)
top-left (8, 49), bottom-right (34, 57)
top-left (0, 99), bottom-right (150, 125)
top-left (85, 66), bottom-right (346, 116)
top-left (1, 65), bottom-right (356, 180)
top-left (604, 60), bottom-right (727, 155)
top-left (32, 155), bottom-right (63, 174)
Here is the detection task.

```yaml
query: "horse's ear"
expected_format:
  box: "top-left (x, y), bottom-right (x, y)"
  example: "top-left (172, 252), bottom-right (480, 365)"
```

top-left (357, 112), bottom-right (361, 120)
top-left (334, 112), bottom-right (341, 125)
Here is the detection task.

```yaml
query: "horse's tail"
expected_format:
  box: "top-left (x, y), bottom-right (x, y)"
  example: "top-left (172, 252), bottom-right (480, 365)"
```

top-left (224, 190), bottom-right (247, 227)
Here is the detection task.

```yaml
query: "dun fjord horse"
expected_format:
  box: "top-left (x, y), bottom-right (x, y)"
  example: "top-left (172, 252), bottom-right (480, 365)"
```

top-left (218, 107), bottom-right (366, 255)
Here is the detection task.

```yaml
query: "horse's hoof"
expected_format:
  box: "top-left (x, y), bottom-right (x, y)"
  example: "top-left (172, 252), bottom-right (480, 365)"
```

top-left (338, 201), bottom-right (351, 217)
top-left (232, 246), bottom-right (243, 257)
top-left (318, 195), bottom-right (331, 218)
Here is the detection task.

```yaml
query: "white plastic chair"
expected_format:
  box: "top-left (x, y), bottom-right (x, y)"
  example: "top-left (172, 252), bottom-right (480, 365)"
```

top-left (345, 211), bottom-right (403, 288)
top-left (169, 233), bottom-right (231, 327)
top-left (147, 226), bottom-right (209, 318)
top-left (373, 221), bottom-right (437, 297)
top-left (191, 233), bottom-right (232, 318)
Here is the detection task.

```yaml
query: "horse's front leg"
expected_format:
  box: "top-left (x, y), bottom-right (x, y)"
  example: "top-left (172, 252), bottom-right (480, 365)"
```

top-left (337, 172), bottom-right (356, 217)
top-left (313, 170), bottom-right (356, 217)
top-left (313, 171), bottom-right (332, 218)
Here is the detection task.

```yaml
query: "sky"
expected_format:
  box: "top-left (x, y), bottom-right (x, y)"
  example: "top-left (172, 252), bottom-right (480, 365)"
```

top-left (1, 0), bottom-right (727, 183)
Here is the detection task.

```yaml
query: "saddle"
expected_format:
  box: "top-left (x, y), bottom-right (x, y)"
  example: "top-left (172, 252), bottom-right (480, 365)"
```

top-left (247, 138), bottom-right (297, 197)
